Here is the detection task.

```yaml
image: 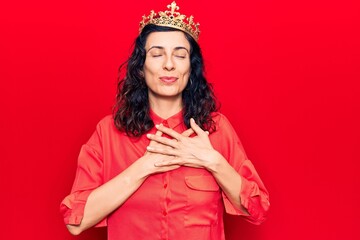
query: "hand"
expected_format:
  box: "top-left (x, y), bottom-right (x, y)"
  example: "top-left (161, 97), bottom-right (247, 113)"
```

top-left (146, 118), bottom-right (221, 171)
top-left (140, 125), bottom-right (196, 175)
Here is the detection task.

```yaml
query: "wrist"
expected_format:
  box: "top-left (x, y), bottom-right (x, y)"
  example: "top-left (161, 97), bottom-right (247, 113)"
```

top-left (131, 156), bottom-right (152, 180)
top-left (206, 150), bottom-right (224, 173)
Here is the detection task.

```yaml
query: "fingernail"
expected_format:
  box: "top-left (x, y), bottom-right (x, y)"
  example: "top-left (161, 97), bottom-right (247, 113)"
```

top-left (147, 146), bottom-right (153, 150)
top-left (155, 124), bottom-right (159, 128)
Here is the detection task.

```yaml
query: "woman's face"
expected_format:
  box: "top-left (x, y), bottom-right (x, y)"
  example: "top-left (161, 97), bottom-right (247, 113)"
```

top-left (143, 31), bottom-right (191, 102)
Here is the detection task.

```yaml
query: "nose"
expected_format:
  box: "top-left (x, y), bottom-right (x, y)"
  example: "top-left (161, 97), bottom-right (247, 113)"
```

top-left (163, 55), bottom-right (175, 71)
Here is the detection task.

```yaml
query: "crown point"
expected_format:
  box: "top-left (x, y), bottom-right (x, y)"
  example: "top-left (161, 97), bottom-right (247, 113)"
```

top-left (139, 1), bottom-right (200, 41)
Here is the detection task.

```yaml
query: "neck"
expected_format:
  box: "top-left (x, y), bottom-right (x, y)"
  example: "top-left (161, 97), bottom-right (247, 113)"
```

top-left (149, 95), bottom-right (183, 119)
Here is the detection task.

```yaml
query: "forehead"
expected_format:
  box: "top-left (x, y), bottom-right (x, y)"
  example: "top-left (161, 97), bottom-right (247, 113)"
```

top-left (145, 31), bottom-right (190, 50)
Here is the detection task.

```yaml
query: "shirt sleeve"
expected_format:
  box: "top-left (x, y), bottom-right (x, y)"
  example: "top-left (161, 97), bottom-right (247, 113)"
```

top-left (215, 114), bottom-right (270, 225)
top-left (60, 122), bottom-right (107, 227)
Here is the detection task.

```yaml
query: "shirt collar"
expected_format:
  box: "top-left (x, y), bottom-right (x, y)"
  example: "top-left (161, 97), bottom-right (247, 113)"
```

top-left (149, 108), bottom-right (184, 129)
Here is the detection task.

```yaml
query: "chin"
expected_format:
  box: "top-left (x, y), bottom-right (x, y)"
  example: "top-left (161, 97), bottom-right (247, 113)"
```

top-left (158, 87), bottom-right (183, 95)
top-left (153, 90), bottom-right (182, 98)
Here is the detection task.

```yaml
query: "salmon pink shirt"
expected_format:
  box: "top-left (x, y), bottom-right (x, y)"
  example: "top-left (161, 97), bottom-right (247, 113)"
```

top-left (60, 110), bottom-right (270, 240)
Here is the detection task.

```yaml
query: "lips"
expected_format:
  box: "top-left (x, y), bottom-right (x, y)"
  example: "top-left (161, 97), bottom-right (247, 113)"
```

top-left (160, 76), bottom-right (178, 84)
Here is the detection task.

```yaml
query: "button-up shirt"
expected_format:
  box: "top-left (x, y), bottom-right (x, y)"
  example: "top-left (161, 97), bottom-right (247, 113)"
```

top-left (60, 110), bottom-right (270, 240)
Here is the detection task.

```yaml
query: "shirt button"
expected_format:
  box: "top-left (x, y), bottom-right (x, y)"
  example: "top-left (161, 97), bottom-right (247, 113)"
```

top-left (162, 210), bottom-right (167, 216)
top-left (163, 183), bottom-right (168, 188)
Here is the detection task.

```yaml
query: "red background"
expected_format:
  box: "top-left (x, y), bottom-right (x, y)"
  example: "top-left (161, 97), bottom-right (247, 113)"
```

top-left (1, 0), bottom-right (359, 239)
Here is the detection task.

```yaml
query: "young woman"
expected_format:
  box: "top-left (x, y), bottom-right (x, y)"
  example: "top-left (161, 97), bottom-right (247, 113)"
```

top-left (60, 2), bottom-right (270, 239)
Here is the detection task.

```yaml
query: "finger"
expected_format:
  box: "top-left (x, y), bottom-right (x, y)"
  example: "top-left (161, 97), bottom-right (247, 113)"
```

top-left (181, 128), bottom-right (195, 137)
top-left (146, 145), bottom-right (178, 156)
top-left (156, 124), bottom-right (183, 141)
top-left (190, 118), bottom-right (206, 136)
top-left (147, 134), bottom-right (178, 148)
top-left (155, 124), bottom-right (164, 136)
top-left (148, 128), bottom-right (163, 147)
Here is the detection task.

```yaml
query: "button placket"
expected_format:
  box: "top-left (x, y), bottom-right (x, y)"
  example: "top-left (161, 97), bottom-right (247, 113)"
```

top-left (160, 172), bottom-right (169, 240)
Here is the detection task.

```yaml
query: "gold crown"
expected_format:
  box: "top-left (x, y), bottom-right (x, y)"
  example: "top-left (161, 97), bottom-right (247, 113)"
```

top-left (139, 1), bottom-right (200, 41)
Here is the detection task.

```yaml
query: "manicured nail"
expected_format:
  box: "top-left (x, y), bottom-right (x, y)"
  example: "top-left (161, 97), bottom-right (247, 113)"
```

top-left (147, 146), bottom-right (153, 151)
top-left (147, 134), bottom-right (151, 138)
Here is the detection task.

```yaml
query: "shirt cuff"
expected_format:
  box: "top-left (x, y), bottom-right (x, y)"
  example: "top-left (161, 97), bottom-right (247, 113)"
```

top-left (222, 176), bottom-right (255, 216)
top-left (60, 191), bottom-right (107, 227)
top-left (222, 176), bottom-right (269, 224)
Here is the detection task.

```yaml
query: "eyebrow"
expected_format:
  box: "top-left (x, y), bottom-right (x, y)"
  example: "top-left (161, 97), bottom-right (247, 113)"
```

top-left (147, 46), bottom-right (190, 53)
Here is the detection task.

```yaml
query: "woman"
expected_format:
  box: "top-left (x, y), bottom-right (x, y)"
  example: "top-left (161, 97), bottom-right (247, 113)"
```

top-left (60, 2), bottom-right (270, 239)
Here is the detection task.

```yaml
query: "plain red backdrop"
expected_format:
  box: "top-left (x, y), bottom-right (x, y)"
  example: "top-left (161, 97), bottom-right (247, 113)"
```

top-left (1, 0), bottom-right (359, 239)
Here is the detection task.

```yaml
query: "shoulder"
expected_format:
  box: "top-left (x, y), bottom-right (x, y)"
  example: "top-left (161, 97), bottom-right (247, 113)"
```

top-left (211, 112), bottom-right (233, 129)
top-left (86, 114), bottom-right (128, 146)
top-left (210, 112), bottom-right (240, 140)
top-left (209, 112), bottom-right (247, 159)
top-left (97, 114), bottom-right (114, 126)
top-left (94, 114), bottom-right (118, 135)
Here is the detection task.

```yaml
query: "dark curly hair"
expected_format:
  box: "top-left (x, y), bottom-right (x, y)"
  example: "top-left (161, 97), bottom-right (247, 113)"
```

top-left (113, 24), bottom-right (218, 137)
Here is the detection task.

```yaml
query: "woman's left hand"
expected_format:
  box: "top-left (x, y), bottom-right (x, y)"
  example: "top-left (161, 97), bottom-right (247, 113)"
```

top-left (146, 118), bottom-right (221, 171)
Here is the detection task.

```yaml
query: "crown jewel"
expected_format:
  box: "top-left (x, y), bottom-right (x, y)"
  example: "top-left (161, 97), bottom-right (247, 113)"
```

top-left (139, 1), bottom-right (200, 41)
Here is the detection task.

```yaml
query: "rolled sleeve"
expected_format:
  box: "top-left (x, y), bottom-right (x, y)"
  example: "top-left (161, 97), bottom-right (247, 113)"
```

top-left (60, 123), bottom-right (107, 227)
top-left (60, 191), bottom-right (107, 227)
top-left (222, 162), bottom-right (270, 224)
top-left (215, 114), bottom-right (270, 224)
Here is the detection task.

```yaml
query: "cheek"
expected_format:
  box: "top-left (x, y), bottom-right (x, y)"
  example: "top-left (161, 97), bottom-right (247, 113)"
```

top-left (180, 62), bottom-right (191, 79)
top-left (183, 72), bottom-right (190, 84)
top-left (143, 62), bottom-right (157, 79)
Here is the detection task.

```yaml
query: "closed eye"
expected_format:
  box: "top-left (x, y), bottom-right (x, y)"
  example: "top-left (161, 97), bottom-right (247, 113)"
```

top-left (175, 55), bottom-right (186, 59)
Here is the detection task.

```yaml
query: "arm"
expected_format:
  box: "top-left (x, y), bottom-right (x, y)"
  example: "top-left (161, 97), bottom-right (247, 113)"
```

top-left (147, 119), bottom-right (244, 210)
top-left (146, 117), bottom-right (270, 224)
top-left (63, 129), bottom-right (183, 235)
top-left (205, 151), bottom-right (249, 214)
top-left (66, 156), bottom-right (148, 235)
